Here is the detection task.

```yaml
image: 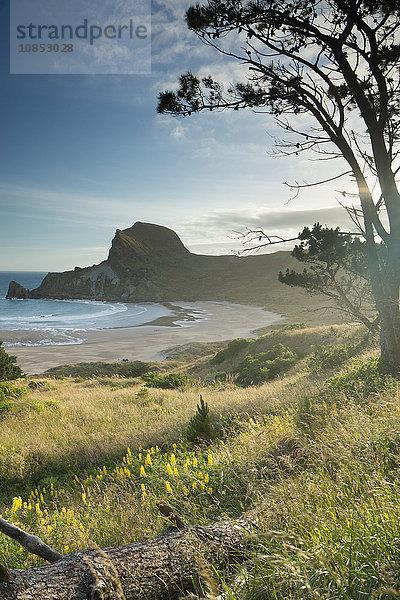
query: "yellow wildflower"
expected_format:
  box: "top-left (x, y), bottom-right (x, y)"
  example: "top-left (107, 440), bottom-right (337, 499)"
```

top-left (11, 496), bottom-right (22, 514)
top-left (165, 481), bottom-right (172, 493)
top-left (140, 465), bottom-right (147, 478)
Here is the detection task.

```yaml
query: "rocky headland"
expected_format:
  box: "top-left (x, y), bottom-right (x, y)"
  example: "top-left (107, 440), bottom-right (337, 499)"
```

top-left (6, 222), bottom-right (300, 306)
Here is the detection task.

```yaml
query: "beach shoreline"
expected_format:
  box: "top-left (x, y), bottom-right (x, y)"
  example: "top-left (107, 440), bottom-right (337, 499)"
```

top-left (3, 301), bottom-right (285, 374)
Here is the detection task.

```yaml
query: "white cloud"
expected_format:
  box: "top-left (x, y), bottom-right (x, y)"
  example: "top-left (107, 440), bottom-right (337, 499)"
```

top-left (170, 124), bottom-right (187, 139)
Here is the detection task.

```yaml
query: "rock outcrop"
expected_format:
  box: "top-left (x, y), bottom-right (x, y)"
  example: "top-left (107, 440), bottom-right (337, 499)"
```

top-left (6, 222), bottom-right (300, 305)
top-left (6, 281), bottom-right (30, 299)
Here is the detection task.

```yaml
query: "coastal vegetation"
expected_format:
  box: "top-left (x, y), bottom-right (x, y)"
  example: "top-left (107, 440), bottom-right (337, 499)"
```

top-left (0, 342), bottom-right (23, 381)
top-left (2, 322), bottom-right (400, 598)
top-left (158, 0), bottom-right (400, 373)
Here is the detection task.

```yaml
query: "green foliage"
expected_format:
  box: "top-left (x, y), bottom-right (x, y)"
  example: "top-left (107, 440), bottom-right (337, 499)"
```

top-left (0, 341), bottom-right (23, 381)
top-left (27, 380), bottom-right (50, 391)
top-left (280, 323), bottom-right (307, 331)
top-left (279, 224), bottom-right (378, 332)
top-left (43, 360), bottom-right (153, 379)
top-left (0, 382), bottom-right (26, 414)
top-left (324, 357), bottom-right (397, 401)
top-left (186, 395), bottom-right (216, 445)
top-left (235, 344), bottom-right (297, 387)
top-left (307, 344), bottom-right (359, 373)
top-left (141, 372), bottom-right (194, 389)
top-left (210, 338), bottom-right (250, 365)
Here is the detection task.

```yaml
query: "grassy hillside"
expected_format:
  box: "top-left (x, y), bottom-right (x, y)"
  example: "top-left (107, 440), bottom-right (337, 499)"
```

top-left (2, 323), bottom-right (400, 598)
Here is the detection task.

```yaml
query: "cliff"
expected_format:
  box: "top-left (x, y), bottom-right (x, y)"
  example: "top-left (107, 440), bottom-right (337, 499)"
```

top-left (6, 222), bottom-right (303, 307)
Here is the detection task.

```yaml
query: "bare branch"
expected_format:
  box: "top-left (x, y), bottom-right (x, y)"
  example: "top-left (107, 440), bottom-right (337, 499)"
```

top-left (0, 517), bottom-right (63, 563)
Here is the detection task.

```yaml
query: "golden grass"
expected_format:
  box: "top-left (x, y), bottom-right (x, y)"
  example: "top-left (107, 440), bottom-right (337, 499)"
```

top-left (0, 322), bottom-right (375, 496)
top-left (3, 321), bottom-right (399, 598)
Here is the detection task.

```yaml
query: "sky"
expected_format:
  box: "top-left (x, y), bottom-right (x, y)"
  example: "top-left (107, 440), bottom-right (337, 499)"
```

top-left (0, 0), bottom-right (357, 271)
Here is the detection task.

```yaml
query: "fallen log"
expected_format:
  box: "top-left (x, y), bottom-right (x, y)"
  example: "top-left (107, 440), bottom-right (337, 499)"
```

top-left (0, 516), bottom-right (254, 600)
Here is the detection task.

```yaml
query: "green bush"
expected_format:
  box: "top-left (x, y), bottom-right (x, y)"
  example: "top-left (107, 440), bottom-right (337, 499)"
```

top-left (324, 357), bottom-right (398, 401)
top-left (0, 341), bottom-right (23, 381)
top-left (210, 338), bottom-right (250, 365)
top-left (0, 381), bottom-right (26, 414)
top-left (141, 372), bottom-right (194, 389)
top-left (235, 344), bottom-right (297, 386)
top-left (0, 381), bottom-right (25, 400)
top-left (280, 323), bottom-right (307, 330)
top-left (43, 360), bottom-right (153, 379)
top-left (307, 344), bottom-right (357, 373)
top-left (186, 395), bottom-right (216, 445)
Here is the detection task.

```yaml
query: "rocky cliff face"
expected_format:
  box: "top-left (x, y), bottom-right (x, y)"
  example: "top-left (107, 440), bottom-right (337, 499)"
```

top-left (6, 222), bottom-right (298, 305)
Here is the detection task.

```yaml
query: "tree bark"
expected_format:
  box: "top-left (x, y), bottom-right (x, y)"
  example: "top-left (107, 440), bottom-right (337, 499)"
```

top-left (0, 516), bottom-right (254, 600)
top-left (378, 238), bottom-right (400, 374)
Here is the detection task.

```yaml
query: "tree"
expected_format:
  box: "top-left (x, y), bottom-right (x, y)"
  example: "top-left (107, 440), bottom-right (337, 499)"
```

top-left (186, 394), bottom-right (216, 444)
top-left (0, 341), bottom-right (23, 381)
top-left (157, 0), bottom-right (400, 372)
top-left (279, 223), bottom-right (380, 332)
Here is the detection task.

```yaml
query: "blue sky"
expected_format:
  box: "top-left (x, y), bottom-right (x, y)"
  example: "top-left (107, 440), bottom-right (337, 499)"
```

top-left (0, 0), bottom-right (354, 271)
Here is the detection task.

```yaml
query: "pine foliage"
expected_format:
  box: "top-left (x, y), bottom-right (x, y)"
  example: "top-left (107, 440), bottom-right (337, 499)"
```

top-left (0, 341), bottom-right (23, 381)
top-left (186, 395), bottom-right (215, 445)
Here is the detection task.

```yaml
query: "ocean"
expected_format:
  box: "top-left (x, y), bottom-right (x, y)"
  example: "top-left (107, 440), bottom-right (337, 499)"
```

top-left (0, 272), bottom-right (181, 347)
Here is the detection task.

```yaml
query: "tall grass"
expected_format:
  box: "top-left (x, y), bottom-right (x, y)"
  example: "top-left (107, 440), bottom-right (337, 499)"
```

top-left (1, 323), bottom-right (398, 599)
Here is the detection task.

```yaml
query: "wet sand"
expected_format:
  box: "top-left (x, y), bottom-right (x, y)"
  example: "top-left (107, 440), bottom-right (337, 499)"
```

top-left (2, 302), bottom-right (284, 374)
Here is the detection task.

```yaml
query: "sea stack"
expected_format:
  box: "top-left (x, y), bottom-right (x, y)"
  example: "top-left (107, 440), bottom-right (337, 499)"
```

top-left (6, 281), bottom-right (30, 299)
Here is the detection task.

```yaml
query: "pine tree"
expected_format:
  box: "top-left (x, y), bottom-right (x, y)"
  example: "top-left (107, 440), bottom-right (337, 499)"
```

top-left (186, 395), bottom-right (215, 445)
top-left (0, 341), bottom-right (23, 381)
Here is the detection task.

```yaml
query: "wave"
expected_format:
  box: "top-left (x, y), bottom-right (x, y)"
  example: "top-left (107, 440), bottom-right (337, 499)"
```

top-left (0, 299), bottom-right (133, 328)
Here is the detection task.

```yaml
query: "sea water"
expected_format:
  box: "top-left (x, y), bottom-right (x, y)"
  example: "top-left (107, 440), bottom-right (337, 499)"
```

top-left (0, 272), bottom-right (180, 346)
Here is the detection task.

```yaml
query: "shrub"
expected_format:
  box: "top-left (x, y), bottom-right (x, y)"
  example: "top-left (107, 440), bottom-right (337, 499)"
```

top-left (324, 357), bottom-right (398, 401)
top-left (0, 381), bottom-right (26, 414)
top-left (27, 380), bottom-right (50, 391)
top-left (210, 338), bottom-right (250, 365)
top-left (0, 341), bottom-right (23, 381)
top-left (280, 323), bottom-right (307, 330)
top-left (43, 360), bottom-right (153, 379)
top-left (141, 372), bottom-right (194, 389)
top-left (235, 344), bottom-right (297, 386)
top-left (307, 344), bottom-right (357, 373)
top-left (186, 395), bottom-right (216, 445)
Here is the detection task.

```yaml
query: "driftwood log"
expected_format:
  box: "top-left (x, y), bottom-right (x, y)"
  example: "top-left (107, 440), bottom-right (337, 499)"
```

top-left (0, 514), bottom-right (255, 600)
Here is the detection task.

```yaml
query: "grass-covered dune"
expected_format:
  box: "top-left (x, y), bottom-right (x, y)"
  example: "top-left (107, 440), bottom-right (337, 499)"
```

top-left (1, 323), bottom-right (400, 598)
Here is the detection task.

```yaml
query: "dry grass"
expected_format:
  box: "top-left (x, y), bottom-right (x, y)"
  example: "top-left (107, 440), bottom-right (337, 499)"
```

top-left (3, 322), bottom-right (400, 599)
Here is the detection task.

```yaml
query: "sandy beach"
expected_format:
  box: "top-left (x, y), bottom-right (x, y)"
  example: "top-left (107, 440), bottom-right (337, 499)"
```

top-left (3, 302), bottom-right (284, 374)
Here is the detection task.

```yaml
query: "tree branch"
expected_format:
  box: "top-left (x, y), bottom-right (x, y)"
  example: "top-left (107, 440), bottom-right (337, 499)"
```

top-left (0, 517), bottom-right (63, 563)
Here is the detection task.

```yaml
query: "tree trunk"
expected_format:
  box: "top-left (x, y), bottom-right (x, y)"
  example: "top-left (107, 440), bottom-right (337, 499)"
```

top-left (378, 248), bottom-right (400, 374)
top-left (0, 516), bottom-right (254, 600)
